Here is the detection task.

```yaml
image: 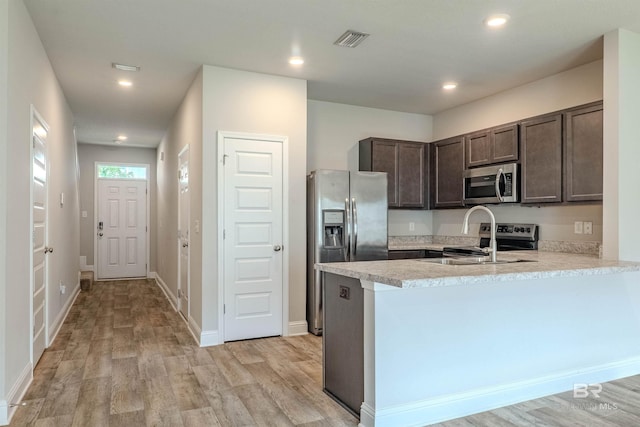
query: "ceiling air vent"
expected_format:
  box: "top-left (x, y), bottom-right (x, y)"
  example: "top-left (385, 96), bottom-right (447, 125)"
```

top-left (333, 30), bottom-right (370, 48)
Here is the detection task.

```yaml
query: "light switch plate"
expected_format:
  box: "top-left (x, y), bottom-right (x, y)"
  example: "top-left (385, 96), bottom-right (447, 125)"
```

top-left (574, 221), bottom-right (583, 234)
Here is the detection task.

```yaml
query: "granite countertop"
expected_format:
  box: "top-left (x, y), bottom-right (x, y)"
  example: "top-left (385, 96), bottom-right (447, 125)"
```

top-left (315, 251), bottom-right (640, 289)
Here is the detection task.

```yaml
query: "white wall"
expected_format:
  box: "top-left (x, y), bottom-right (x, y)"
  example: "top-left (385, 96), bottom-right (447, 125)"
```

top-left (76, 143), bottom-right (157, 271)
top-left (433, 60), bottom-right (603, 140)
top-left (157, 69), bottom-right (203, 325)
top-left (603, 30), bottom-right (640, 261)
top-left (201, 65), bottom-right (307, 337)
top-left (0, 1), bottom-right (8, 417)
top-left (1, 0), bottom-right (79, 423)
top-left (307, 100), bottom-right (434, 236)
top-left (431, 60), bottom-right (604, 242)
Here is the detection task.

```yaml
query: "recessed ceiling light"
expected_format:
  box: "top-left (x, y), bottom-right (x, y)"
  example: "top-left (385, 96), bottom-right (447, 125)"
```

top-left (112, 62), bottom-right (140, 72)
top-left (116, 135), bottom-right (128, 141)
top-left (289, 56), bottom-right (304, 65)
top-left (118, 80), bottom-right (133, 87)
top-left (485, 14), bottom-right (510, 27)
top-left (442, 82), bottom-right (458, 90)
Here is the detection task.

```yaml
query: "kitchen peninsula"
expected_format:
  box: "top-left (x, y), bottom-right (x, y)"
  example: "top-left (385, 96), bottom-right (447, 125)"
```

top-left (317, 252), bottom-right (640, 427)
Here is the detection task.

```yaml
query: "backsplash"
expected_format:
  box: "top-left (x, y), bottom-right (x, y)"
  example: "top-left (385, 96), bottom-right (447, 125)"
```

top-left (538, 240), bottom-right (601, 256)
top-left (389, 235), bottom-right (602, 256)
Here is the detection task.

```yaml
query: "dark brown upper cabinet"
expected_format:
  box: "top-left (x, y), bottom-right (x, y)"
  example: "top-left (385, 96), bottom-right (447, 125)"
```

top-left (432, 136), bottom-right (465, 208)
top-left (564, 101), bottom-right (603, 202)
top-left (520, 113), bottom-right (563, 204)
top-left (359, 137), bottom-right (430, 209)
top-left (465, 123), bottom-right (518, 168)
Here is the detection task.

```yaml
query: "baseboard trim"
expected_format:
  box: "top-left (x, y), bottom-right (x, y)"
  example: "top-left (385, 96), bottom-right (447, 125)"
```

top-left (155, 274), bottom-right (178, 311)
top-left (48, 282), bottom-right (80, 345)
top-left (358, 356), bottom-right (640, 427)
top-left (200, 329), bottom-right (220, 347)
top-left (288, 320), bottom-right (308, 336)
top-left (0, 362), bottom-right (33, 425)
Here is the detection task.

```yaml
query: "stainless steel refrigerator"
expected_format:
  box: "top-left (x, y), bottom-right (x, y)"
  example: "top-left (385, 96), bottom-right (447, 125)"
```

top-left (307, 169), bottom-right (388, 335)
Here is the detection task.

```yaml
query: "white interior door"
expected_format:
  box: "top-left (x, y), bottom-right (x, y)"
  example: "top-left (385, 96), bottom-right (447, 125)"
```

top-left (32, 109), bottom-right (49, 365)
top-left (97, 179), bottom-right (147, 279)
top-left (223, 136), bottom-right (284, 341)
top-left (178, 147), bottom-right (190, 320)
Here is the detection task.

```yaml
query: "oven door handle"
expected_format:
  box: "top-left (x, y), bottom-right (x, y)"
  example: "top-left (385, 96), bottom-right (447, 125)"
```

top-left (495, 168), bottom-right (504, 202)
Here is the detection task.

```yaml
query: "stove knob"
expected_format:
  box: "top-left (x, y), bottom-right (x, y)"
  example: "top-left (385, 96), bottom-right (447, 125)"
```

top-left (526, 227), bottom-right (531, 233)
top-left (514, 227), bottom-right (520, 232)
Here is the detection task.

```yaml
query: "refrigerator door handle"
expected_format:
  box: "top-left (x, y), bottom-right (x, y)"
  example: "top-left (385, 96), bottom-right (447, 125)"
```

top-left (352, 197), bottom-right (358, 258)
top-left (345, 198), bottom-right (351, 261)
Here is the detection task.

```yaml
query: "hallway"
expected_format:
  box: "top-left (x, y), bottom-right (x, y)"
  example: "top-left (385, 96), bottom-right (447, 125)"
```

top-left (9, 280), bottom-right (358, 426)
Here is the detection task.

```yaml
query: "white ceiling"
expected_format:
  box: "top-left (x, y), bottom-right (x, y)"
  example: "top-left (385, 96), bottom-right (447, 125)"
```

top-left (23, 0), bottom-right (640, 148)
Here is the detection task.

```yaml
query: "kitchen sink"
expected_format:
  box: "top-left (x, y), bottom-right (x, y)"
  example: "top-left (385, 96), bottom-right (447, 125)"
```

top-left (417, 257), bottom-right (537, 265)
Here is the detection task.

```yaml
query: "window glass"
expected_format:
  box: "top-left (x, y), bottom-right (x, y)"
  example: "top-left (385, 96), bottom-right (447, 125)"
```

top-left (97, 164), bottom-right (147, 179)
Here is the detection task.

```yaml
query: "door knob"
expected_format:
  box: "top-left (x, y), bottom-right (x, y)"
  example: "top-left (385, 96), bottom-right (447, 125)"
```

top-left (273, 245), bottom-right (282, 252)
top-left (44, 247), bottom-right (53, 254)
top-left (98, 232), bottom-right (103, 237)
top-left (182, 243), bottom-right (189, 248)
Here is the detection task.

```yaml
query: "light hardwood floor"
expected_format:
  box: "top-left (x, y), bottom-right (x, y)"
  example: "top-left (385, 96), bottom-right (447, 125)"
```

top-left (9, 279), bottom-right (640, 426)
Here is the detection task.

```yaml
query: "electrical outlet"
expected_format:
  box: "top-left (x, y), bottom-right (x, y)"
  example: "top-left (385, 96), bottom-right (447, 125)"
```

top-left (409, 222), bottom-right (415, 232)
top-left (574, 221), bottom-right (583, 234)
top-left (584, 221), bottom-right (593, 235)
top-left (59, 282), bottom-right (66, 294)
top-left (339, 286), bottom-right (350, 300)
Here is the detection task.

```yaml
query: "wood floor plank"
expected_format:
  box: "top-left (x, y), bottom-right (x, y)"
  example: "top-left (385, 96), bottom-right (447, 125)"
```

top-left (141, 375), bottom-right (185, 427)
top-left (464, 411), bottom-right (519, 426)
top-left (244, 361), bottom-right (325, 425)
top-left (202, 388), bottom-right (256, 427)
top-left (207, 345), bottom-right (256, 387)
top-left (234, 383), bottom-right (296, 427)
top-left (110, 356), bottom-right (144, 415)
top-left (37, 359), bottom-right (85, 418)
top-left (181, 406), bottom-right (222, 427)
top-left (226, 340), bottom-right (265, 365)
top-left (7, 398), bottom-right (45, 426)
top-left (182, 346), bottom-right (215, 367)
top-left (111, 326), bottom-right (136, 359)
top-left (168, 372), bottom-right (211, 411)
top-left (71, 377), bottom-right (111, 427)
top-left (110, 409), bottom-right (146, 427)
top-left (33, 415), bottom-right (74, 427)
top-left (23, 368), bottom-right (57, 400)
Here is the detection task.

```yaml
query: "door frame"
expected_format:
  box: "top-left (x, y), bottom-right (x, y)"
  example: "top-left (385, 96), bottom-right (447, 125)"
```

top-left (216, 131), bottom-right (290, 342)
top-left (29, 105), bottom-right (50, 364)
top-left (177, 144), bottom-right (190, 319)
top-left (93, 161), bottom-right (150, 279)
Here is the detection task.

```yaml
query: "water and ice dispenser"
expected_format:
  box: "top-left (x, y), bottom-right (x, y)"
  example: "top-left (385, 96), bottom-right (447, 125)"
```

top-left (322, 209), bottom-right (345, 249)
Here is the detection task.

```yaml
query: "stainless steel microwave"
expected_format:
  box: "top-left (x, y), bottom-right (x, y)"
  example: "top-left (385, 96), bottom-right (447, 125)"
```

top-left (463, 163), bottom-right (518, 204)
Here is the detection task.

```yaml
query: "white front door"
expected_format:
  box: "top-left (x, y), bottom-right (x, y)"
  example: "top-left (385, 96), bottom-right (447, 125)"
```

top-left (97, 179), bottom-right (147, 279)
top-left (178, 146), bottom-right (190, 320)
top-left (223, 136), bottom-right (284, 342)
top-left (31, 108), bottom-right (49, 365)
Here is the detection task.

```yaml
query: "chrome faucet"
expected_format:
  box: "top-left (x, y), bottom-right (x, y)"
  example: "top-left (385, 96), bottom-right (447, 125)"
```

top-left (461, 205), bottom-right (497, 263)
